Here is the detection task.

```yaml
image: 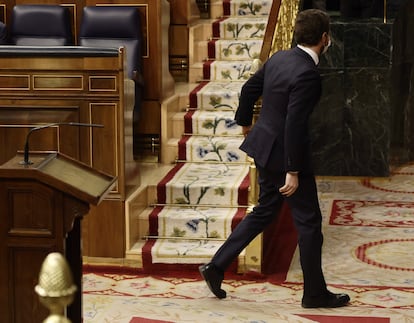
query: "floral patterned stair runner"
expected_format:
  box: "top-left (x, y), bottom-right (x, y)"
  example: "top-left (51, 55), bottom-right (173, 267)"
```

top-left (157, 163), bottom-right (250, 206)
top-left (204, 17), bottom-right (267, 81)
top-left (141, 0), bottom-right (271, 272)
top-left (178, 135), bottom-right (248, 163)
top-left (222, 0), bottom-right (272, 16)
top-left (145, 206), bottom-right (247, 265)
top-left (142, 162), bottom-right (250, 270)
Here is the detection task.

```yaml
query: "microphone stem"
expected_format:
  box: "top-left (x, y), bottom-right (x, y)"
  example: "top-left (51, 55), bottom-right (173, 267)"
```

top-left (20, 122), bottom-right (104, 166)
top-left (23, 137), bottom-right (31, 165)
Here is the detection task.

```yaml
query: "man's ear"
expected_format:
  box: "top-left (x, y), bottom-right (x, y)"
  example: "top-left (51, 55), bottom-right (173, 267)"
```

top-left (321, 32), bottom-right (329, 45)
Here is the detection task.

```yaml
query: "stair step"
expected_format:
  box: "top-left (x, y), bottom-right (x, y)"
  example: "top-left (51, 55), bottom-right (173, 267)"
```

top-left (148, 205), bottom-right (246, 238)
top-left (184, 110), bottom-right (242, 135)
top-left (189, 81), bottom-right (244, 111)
top-left (188, 62), bottom-right (204, 83)
top-left (223, 0), bottom-right (273, 16)
top-left (209, 39), bottom-right (263, 61)
top-left (213, 16), bottom-right (268, 39)
top-left (157, 162), bottom-right (250, 206)
top-left (178, 135), bottom-right (247, 162)
top-left (163, 138), bottom-right (179, 164)
top-left (146, 238), bottom-right (246, 265)
top-left (171, 111), bottom-right (186, 138)
top-left (142, 203), bottom-right (248, 267)
top-left (210, 3), bottom-right (224, 19)
top-left (204, 60), bottom-right (253, 81)
top-left (192, 40), bottom-right (209, 65)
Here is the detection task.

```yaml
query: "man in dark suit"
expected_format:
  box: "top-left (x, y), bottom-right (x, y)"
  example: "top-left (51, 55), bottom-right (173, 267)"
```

top-left (199, 9), bottom-right (350, 308)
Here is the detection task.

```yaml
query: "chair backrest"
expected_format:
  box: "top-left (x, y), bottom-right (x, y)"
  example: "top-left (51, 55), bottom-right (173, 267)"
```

top-left (10, 5), bottom-right (73, 46)
top-left (0, 22), bottom-right (8, 44)
top-left (79, 6), bottom-right (143, 81)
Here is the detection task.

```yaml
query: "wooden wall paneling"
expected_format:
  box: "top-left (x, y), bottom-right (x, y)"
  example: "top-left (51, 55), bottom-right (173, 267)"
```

top-left (169, 0), bottom-right (200, 24)
top-left (82, 200), bottom-right (125, 257)
top-left (90, 102), bottom-right (120, 193)
top-left (0, 47), bottom-right (134, 258)
top-left (137, 100), bottom-right (161, 134)
top-left (169, 24), bottom-right (189, 81)
top-left (0, 180), bottom-right (65, 322)
top-left (0, 101), bottom-right (82, 165)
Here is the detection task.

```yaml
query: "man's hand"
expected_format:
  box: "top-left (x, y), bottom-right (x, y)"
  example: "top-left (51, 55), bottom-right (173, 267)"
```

top-left (242, 125), bottom-right (251, 137)
top-left (279, 172), bottom-right (299, 197)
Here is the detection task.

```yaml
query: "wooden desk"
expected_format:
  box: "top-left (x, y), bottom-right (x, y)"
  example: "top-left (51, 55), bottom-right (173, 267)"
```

top-left (0, 46), bottom-right (138, 257)
top-left (0, 152), bottom-right (116, 323)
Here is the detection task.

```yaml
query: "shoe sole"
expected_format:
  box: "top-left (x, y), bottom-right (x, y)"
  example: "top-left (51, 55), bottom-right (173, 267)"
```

top-left (198, 265), bottom-right (226, 299)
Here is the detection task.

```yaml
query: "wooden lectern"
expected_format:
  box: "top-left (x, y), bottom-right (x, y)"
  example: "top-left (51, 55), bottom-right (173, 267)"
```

top-left (0, 152), bottom-right (116, 323)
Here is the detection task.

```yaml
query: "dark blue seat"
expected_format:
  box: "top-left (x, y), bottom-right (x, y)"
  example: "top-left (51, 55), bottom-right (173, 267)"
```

top-left (0, 21), bottom-right (8, 44)
top-left (79, 6), bottom-right (144, 120)
top-left (10, 5), bottom-right (73, 46)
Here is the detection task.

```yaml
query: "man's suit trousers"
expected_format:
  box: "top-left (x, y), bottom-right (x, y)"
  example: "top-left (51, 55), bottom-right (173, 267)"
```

top-left (211, 165), bottom-right (328, 297)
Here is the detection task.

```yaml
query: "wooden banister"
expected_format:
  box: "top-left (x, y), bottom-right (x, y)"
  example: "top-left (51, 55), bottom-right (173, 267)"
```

top-left (259, 0), bottom-right (282, 63)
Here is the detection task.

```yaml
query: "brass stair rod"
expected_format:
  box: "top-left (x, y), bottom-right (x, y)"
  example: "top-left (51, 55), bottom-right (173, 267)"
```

top-left (384, 0), bottom-right (387, 23)
top-left (144, 235), bottom-right (226, 241)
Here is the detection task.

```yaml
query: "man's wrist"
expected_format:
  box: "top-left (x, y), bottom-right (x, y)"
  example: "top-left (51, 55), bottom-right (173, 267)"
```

top-left (287, 171), bottom-right (299, 175)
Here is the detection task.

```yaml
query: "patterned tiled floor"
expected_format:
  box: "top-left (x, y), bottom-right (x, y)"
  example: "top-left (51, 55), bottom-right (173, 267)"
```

top-left (83, 163), bottom-right (414, 322)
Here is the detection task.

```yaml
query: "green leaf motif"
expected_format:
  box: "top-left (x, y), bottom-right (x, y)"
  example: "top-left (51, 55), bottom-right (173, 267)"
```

top-left (209, 230), bottom-right (221, 239)
top-left (256, 23), bottom-right (265, 31)
top-left (253, 5), bottom-right (263, 14)
top-left (214, 187), bottom-right (225, 196)
top-left (209, 95), bottom-right (222, 106)
top-left (226, 23), bottom-right (236, 32)
top-left (235, 45), bottom-right (245, 56)
top-left (221, 70), bottom-right (232, 80)
top-left (175, 197), bottom-right (188, 204)
top-left (202, 120), bottom-right (215, 129)
top-left (171, 227), bottom-right (186, 237)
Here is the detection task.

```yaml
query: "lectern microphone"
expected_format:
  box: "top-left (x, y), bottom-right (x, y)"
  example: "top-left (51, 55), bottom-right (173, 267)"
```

top-left (20, 122), bottom-right (104, 166)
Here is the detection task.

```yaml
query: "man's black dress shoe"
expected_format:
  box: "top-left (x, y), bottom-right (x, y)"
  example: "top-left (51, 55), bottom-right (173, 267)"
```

top-left (302, 291), bottom-right (350, 308)
top-left (199, 263), bottom-right (226, 299)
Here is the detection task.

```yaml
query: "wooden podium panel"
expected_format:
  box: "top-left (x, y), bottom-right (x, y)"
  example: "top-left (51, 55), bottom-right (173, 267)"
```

top-left (0, 152), bottom-right (116, 323)
top-left (0, 46), bottom-right (138, 258)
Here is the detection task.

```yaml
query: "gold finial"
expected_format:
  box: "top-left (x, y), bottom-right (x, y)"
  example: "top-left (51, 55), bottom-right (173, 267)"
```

top-left (35, 253), bottom-right (77, 323)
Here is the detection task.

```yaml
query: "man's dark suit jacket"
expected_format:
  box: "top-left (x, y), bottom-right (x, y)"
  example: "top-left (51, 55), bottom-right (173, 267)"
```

top-left (235, 46), bottom-right (321, 174)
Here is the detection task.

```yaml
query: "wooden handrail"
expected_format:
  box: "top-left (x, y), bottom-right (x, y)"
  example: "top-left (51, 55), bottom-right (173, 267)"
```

top-left (259, 0), bottom-right (282, 63)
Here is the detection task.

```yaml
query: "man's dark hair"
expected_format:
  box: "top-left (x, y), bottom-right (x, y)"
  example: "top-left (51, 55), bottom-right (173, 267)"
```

top-left (294, 9), bottom-right (330, 46)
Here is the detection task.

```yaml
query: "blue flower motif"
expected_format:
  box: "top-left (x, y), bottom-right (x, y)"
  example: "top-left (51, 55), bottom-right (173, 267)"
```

top-left (227, 151), bottom-right (240, 162)
top-left (234, 64), bottom-right (242, 71)
top-left (224, 119), bottom-right (238, 128)
top-left (186, 219), bottom-right (200, 232)
top-left (197, 147), bottom-right (210, 158)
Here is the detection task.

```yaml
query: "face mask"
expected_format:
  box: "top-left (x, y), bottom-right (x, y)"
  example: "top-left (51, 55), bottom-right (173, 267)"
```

top-left (322, 38), bottom-right (331, 55)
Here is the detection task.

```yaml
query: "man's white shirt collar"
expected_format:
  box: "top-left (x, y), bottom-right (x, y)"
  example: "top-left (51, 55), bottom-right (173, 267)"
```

top-left (297, 45), bottom-right (319, 65)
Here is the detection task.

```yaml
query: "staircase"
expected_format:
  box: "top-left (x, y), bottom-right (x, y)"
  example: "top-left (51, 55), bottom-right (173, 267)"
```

top-left (123, 0), bottom-right (268, 273)
top-left (125, 0), bottom-right (299, 274)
